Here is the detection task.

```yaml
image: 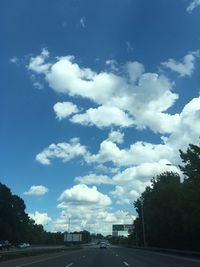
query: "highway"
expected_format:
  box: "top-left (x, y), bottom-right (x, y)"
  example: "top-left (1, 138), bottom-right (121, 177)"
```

top-left (1, 244), bottom-right (200, 267)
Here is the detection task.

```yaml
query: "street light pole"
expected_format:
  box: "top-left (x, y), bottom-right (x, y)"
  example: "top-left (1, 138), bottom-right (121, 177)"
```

top-left (166, 163), bottom-right (180, 167)
top-left (68, 217), bottom-right (71, 233)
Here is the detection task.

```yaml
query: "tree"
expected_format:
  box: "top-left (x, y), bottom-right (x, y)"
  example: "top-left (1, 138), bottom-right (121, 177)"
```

top-left (179, 144), bottom-right (200, 250)
top-left (179, 144), bottom-right (200, 184)
top-left (0, 182), bottom-right (63, 245)
top-left (134, 172), bottom-right (183, 248)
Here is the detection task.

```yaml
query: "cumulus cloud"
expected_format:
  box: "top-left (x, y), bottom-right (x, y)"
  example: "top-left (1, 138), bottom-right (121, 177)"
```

top-left (58, 184), bottom-right (112, 206)
top-left (24, 185), bottom-right (49, 196)
top-left (107, 131), bottom-right (124, 144)
top-left (110, 160), bottom-right (182, 204)
top-left (85, 97), bottom-right (200, 168)
top-left (29, 211), bottom-right (52, 225)
top-left (71, 105), bottom-right (134, 128)
top-left (125, 61), bottom-right (144, 82)
top-left (53, 102), bottom-right (79, 120)
top-left (94, 164), bottom-right (119, 174)
top-left (36, 93), bottom-right (200, 169)
top-left (28, 48), bottom-right (50, 74)
top-left (53, 207), bottom-right (133, 234)
top-left (26, 49), bottom-right (200, 211)
top-left (36, 138), bottom-right (87, 165)
top-left (187, 0), bottom-right (200, 13)
top-left (86, 140), bottom-right (172, 167)
top-left (27, 49), bottom-right (179, 133)
top-left (161, 51), bottom-right (199, 77)
top-left (75, 174), bottom-right (113, 185)
top-left (35, 95), bottom-right (200, 190)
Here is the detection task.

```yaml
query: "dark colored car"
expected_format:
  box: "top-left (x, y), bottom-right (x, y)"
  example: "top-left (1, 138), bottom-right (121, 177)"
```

top-left (99, 242), bottom-right (107, 249)
top-left (0, 240), bottom-right (11, 250)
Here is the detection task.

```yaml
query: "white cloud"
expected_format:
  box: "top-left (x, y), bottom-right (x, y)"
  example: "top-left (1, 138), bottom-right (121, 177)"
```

top-left (110, 185), bottom-right (140, 204)
top-left (125, 61), bottom-right (144, 82)
top-left (85, 96), bottom-right (200, 168)
top-left (24, 49), bottom-right (200, 230)
top-left (28, 48), bottom-right (50, 74)
top-left (75, 174), bottom-right (113, 185)
top-left (167, 97), bottom-right (200, 153)
top-left (107, 131), bottom-right (124, 144)
top-left (35, 95), bottom-right (200, 181)
top-left (58, 184), bottom-right (112, 206)
top-left (53, 102), bottom-right (79, 120)
top-left (52, 207), bottom-right (134, 234)
top-left (110, 159), bottom-right (182, 204)
top-left (29, 211), bottom-right (52, 225)
top-left (112, 160), bottom-right (179, 185)
top-left (24, 185), bottom-right (49, 196)
top-left (94, 164), bottom-right (119, 174)
top-left (161, 51), bottom-right (199, 76)
top-left (71, 105), bottom-right (134, 128)
top-left (86, 139), bottom-right (173, 167)
top-left (36, 138), bottom-right (87, 165)
top-left (27, 49), bottom-right (179, 133)
top-left (187, 0), bottom-right (200, 13)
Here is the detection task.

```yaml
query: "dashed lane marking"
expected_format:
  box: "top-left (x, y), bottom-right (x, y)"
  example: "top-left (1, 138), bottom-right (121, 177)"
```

top-left (123, 261), bottom-right (130, 266)
top-left (66, 263), bottom-right (73, 267)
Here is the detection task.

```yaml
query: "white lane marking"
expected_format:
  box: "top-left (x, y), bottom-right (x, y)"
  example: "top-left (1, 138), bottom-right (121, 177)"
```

top-left (82, 255), bottom-right (86, 258)
top-left (15, 253), bottom-right (72, 267)
top-left (115, 254), bottom-right (119, 256)
top-left (66, 263), bottom-right (73, 267)
top-left (123, 261), bottom-right (130, 266)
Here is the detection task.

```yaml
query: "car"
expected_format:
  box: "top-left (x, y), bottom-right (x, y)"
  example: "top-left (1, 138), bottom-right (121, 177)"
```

top-left (99, 242), bottom-right (107, 249)
top-left (0, 240), bottom-right (11, 250)
top-left (18, 243), bottom-right (30, 248)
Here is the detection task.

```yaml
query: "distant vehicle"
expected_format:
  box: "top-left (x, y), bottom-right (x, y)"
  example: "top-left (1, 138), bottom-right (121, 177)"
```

top-left (18, 243), bottom-right (30, 248)
top-left (99, 242), bottom-right (107, 249)
top-left (0, 240), bottom-right (11, 250)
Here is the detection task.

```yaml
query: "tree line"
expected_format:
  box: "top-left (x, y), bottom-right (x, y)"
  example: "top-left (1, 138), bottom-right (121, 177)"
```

top-left (130, 143), bottom-right (200, 251)
top-left (0, 182), bottom-right (63, 245)
top-left (0, 181), bottom-right (94, 246)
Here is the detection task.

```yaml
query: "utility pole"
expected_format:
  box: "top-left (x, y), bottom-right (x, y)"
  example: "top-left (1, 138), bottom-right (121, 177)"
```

top-left (68, 217), bottom-right (71, 233)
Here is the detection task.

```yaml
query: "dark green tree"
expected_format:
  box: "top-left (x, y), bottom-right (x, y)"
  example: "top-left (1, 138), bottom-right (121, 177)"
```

top-left (0, 182), bottom-right (63, 245)
top-left (179, 144), bottom-right (200, 250)
top-left (134, 172), bottom-right (183, 248)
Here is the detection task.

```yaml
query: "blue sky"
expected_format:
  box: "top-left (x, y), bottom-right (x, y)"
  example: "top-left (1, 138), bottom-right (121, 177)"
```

top-left (1, 0), bottom-right (200, 234)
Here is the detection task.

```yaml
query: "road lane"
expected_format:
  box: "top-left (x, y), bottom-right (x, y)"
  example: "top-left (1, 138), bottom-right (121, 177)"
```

top-left (1, 245), bottom-right (200, 267)
top-left (110, 247), bottom-right (200, 267)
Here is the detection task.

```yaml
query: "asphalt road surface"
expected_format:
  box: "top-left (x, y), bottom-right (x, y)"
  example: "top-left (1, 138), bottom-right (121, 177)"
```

top-left (1, 245), bottom-right (200, 267)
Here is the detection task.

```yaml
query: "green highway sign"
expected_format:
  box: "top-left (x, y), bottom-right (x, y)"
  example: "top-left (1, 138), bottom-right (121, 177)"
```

top-left (112, 224), bottom-right (125, 231)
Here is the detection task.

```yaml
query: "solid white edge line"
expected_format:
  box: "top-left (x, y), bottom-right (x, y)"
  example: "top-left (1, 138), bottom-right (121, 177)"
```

top-left (15, 253), bottom-right (71, 267)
